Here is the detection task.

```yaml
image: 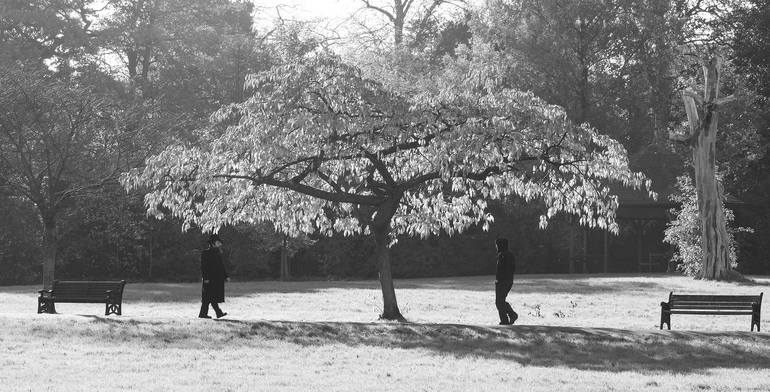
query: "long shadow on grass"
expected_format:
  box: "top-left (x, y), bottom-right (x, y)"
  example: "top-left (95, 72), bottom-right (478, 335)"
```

top-left (242, 321), bottom-right (770, 372)
top-left (79, 316), bottom-right (770, 373)
top-left (241, 321), bottom-right (770, 372)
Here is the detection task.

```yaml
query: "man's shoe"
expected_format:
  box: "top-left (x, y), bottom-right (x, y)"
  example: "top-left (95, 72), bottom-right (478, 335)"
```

top-left (216, 312), bottom-right (228, 319)
top-left (498, 320), bottom-right (511, 325)
top-left (198, 315), bottom-right (212, 319)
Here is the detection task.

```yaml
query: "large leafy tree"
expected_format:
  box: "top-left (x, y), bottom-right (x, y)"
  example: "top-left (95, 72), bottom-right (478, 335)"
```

top-left (123, 50), bottom-right (650, 320)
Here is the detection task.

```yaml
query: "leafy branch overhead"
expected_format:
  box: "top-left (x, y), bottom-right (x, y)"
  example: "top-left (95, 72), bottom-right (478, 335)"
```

top-left (123, 51), bottom-right (652, 240)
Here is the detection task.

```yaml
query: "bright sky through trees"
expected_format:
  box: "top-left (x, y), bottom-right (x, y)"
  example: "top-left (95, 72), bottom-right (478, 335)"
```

top-left (252, 0), bottom-right (476, 46)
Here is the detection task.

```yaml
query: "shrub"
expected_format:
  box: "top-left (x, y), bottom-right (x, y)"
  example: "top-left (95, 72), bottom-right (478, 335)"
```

top-left (663, 175), bottom-right (752, 276)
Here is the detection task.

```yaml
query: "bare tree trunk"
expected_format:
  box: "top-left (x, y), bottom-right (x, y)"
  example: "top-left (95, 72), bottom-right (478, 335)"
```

top-left (393, 0), bottom-right (405, 45)
top-left (371, 198), bottom-right (403, 320)
top-left (148, 231), bottom-right (153, 279)
top-left (360, 0), bottom-right (458, 47)
top-left (679, 56), bottom-right (734, 280)
top-left (280, 234), bottom-right (290, 281)
top-left (41, 215), bottom-right (57, 290)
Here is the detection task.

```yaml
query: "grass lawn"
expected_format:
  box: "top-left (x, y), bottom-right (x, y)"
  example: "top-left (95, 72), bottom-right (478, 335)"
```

top-left (1, 274), bottom-right (768, 391)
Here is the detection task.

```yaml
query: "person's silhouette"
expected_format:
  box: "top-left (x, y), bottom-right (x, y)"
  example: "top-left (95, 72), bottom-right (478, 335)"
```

top-left (199, 233), bottom-right (229, 319)
top-left (494, 238), bottom-right (518, 325)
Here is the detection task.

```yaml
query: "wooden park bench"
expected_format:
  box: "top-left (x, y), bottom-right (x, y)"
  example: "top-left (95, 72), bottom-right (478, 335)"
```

top-left (660, 292), bottom-right (762, 331)
top-left (37, 280), bottom-right (126, 316)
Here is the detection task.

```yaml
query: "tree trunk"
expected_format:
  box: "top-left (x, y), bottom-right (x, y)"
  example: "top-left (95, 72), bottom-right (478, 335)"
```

top-left (148, 231), bottom-right (153, 279)
top-left (393, 0), bottom-right (405, 45)
top-left (41, 215), bottom-right (57, 290)
top-left (371, 197), bottom-right (403, 320)
top-left (280, 235), bottom-right (290, 281)
top-left (681, 56), bottom-right (732, 280)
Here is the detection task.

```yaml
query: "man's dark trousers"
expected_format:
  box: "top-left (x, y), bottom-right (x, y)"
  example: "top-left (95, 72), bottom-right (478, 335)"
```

top-left (495, 280), bottom-right (516, 323)
top-left (199, 301), bottom-right (224, 318)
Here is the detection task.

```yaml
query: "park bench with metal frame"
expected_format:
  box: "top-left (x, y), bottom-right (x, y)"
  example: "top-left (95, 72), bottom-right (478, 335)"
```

top-left (660, 292), bottom-right (762, 331)
top-left (37, 280), bottom-right (126, 316)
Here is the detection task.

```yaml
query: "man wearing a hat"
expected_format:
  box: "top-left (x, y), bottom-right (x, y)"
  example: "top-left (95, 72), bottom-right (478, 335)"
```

top-left (199, 233), bottom-right (229, 318)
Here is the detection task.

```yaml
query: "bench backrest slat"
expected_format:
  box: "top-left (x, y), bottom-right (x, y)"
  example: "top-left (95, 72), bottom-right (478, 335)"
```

top-left (51, 281), bottom-right (125, 300)
top-left (670, 304), bottom-right (755, 309)
top-left (670, 295), bottom-right (760, 302)
top-left (668, 293), bottom-right (762, 312)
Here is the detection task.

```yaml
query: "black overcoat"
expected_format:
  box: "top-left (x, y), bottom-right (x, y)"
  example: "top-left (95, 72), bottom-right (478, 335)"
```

top-left (495, 238), bottom-right (515, 282)
top-left (201, 247), bottom-right (228, 303)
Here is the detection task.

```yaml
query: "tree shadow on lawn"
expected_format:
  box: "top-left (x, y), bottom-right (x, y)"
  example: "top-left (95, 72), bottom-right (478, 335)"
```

top-left (237, 321), bottom-right (770, 373)
top-left (82, 315), bottom-right (770, 373)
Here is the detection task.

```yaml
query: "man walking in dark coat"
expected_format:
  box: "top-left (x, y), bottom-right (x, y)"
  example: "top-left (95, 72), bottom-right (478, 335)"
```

top-left (199, 233), bottom-right (229, 319)
top-left (495, 237), bottom-right (518, 325)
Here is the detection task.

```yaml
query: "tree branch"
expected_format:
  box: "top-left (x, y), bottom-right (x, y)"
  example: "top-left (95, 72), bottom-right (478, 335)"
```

top-left (715, 94), bottom-right (736, 106)
top-left (212, 173), bottom-right (385, 206)
top-left (683, 90), bottom-right (704, 106)
top-left (361, 0), bottom-right (396, 22)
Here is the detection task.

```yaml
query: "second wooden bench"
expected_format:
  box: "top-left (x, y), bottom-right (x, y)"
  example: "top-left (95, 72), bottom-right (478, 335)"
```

top-left (37, 280), bottom-right (126, 316)
top-left (660, 292), bottom-right (762, 331)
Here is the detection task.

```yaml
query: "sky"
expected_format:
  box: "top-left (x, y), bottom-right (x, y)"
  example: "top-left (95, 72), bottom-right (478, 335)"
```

top-left (254, 0), bottom-right (363, 23)
top-left (253, 0), bottom-right (377, 34)
top-left (251, 0), bottom-right (476, 43)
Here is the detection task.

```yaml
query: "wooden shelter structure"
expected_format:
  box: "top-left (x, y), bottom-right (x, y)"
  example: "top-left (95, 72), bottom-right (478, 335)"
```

top-left (568, 188), bottom-right (675, 273)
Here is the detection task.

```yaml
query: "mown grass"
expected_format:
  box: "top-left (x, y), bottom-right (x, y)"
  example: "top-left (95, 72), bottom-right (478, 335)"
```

top-left (1, 274), bottom-right (768, 391)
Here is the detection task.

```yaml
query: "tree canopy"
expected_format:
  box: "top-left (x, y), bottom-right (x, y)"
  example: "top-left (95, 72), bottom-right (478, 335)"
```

top-left (125, 51), bottom-right (652, 235)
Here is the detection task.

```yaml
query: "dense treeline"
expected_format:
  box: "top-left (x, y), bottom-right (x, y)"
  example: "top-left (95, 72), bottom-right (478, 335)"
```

top-left (1, 0), bottom-right (769, 286)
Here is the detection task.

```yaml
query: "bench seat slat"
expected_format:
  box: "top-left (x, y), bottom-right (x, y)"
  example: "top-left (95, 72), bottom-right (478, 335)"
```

top-left (670, 304), bottom-right (755, 310)
top-left (667, 310), bottom-right (755, 315)
top-left (672, 302), bottom-right (758, 307)
top-left (49, 298), bottom-right (110, 303)
top-left (672, 300), bottom-right (757, 304)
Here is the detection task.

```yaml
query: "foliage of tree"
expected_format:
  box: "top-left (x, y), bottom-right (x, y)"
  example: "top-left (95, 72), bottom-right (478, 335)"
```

top-left (663, 175), bottom-right (750, 276)
top-left (0, 195), bottom-right (42, 284)
top-left (476, 0), bottom-right (683, 147)
top-left (0, 67), bottom-right (119, 288)
top-left (3, 0), bottom-right (770, 288)
top-left (98, 0), bottom-right (253, 91)
top-left (356, 0), bottom-right (467, 47)
top-left (123, 48), bottom-right (652, 319)
top-left (725, 0), bottom-right (770, 273)
top-left (0, 0), bottom-right (98, 70)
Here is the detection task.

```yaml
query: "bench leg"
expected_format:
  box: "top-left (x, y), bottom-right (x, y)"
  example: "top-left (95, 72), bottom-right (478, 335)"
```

top-left (660, 303), bottom-right (671, 330)
top-left (751, 306), bottom-right (760, 332)
top-left (105, 302), bottom-right (122, 316)
top-left (37, 297), bottom-right (56, 314)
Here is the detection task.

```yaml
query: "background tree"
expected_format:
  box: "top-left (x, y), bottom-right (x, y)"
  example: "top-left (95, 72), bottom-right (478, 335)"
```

top-left (356, 0), bottom-right (466, 47)
top-left (664, 175), bottom-right (749, 276)
top-left (476, 0), bottom-right (684, 150)
top-left (0, 67), bottom-right (119, 288)
top-left (0, 0), bottom-right (98, 71)
top-left (670, 56), bottom-right (738, 279)
top-left (123, 49), bottom-right (651, 320)
top-left (727, 0), bottom-right (770, 273)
